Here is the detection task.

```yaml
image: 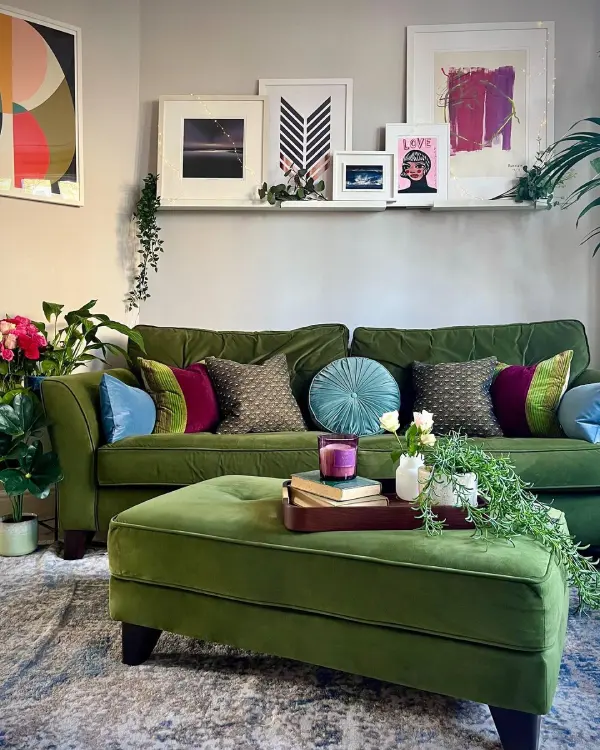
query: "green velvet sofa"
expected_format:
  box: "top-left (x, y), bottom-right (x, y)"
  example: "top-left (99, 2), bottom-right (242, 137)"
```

top-left (41, 319), bottom-right (600, 559)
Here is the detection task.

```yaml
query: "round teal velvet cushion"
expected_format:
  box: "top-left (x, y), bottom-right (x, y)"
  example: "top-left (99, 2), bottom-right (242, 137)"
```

top-left (309, 357), bottom-right (401, 436)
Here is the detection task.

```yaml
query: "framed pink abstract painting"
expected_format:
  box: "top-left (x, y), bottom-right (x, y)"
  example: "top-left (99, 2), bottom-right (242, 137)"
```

top-left (385, 124), bottom-right (449, 206)
top-left (407, 22), bottom-right (554, 201)
top-left (0, 5), bottom-right (83, 206)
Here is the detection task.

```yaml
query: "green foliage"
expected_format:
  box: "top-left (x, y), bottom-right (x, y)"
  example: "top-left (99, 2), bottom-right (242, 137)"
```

top-left (494, 152), bottom-right (561, 208)
top-left (417, 433), bottom-right (600, 611)
top-left (258, 167), bottom-right (325, 206)
top-left (0, 393), bottom-right (63, 522)
top-left (128, 173), bottom-right (163, 309)
top-left (36, 300), bottom-right (145, 376)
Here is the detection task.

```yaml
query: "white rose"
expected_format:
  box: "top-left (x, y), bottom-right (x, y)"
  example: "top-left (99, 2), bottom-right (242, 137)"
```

top-left (379, 410), bottom-right (400, 433)
top-left (420, 432), bottom-right (436, 448)
top-left (413, 410), bottom-right (434, 431)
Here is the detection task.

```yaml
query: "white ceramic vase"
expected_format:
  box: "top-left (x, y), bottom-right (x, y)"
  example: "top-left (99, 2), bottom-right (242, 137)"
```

top-left (395, 454), bottom-right (425, 501)
top-left (0, 514), bottom-right (38, 556)
top-left (417, 468), bottom-right (478, 507)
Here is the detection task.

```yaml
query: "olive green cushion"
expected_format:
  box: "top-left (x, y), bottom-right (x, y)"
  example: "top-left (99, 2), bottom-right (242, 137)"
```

top-left (97, 432), bottom-right (600, 491)
top-left (108, 476), bottom-right (567, 652)
top-left (129, 323), bottom-right (349, 414)
top-left (351, 320), bottom-right (590, 421)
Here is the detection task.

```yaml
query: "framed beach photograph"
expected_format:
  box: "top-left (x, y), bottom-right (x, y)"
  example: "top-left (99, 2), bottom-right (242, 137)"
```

top-left (258, 79), bottom-right (353, 198)
top-left (407, 22), bottom-right (555, 200)
top-left (158, 95), bottom-right (268, 207)
top-left (0, 5), bottom-right (83, 206)
top-left (385, 124), bottom-right (449, 206)
top-left (332, 151), bottom-right (395, 202)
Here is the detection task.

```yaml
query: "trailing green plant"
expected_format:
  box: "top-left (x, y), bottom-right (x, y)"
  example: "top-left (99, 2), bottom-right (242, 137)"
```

top-left (416, 433), bottom-right (600, 611)
top-left (128, 173), bottom-right (163, 309)
top-left (258, 167), bottom-right (325, 206)
top-left (36, 300), bottom-right (145, 376)
top-left (0, 392), bottom-right (63, 523)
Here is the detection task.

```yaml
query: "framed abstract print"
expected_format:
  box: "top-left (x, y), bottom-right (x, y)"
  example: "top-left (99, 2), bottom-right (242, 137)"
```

top-left (158, 95), bottom-right (268, 208)
top-left (258, 79), bottom-right (353, 198)
top-left (385, 124), bottom-right (449, 206)
top-left (0, 5), bottom-right (83, 206)
top-left (332, 151), bottom-right (394, 202)
top-left (407, 22), bottom-right (555, 200)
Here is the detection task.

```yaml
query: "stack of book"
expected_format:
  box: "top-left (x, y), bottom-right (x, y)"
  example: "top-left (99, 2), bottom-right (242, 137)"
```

top-left (285, 471), bottom-right (389, 508)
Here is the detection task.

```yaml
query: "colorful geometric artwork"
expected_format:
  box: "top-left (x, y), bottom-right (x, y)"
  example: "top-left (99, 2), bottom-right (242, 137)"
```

top-left (0, 7), bottom-right (82, 205)
top-left (444, 66), bottom-right (517, 155)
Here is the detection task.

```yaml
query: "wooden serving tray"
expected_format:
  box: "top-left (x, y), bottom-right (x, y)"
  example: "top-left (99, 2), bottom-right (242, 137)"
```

top-left (282, 481), bottom-right (481, 533)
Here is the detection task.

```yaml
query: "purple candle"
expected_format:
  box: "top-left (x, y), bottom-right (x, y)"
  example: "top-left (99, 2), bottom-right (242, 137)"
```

top-left (318, 435), bottom-right (358, 480)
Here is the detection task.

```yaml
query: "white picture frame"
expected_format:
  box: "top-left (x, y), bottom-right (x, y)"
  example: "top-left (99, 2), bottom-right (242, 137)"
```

top-left (158, 95), bottom-right (268, 208)
top-left (0, 4), bottom-right (83, 207)
top-left (332, 151), bottom-right (395, 202)
top-left (385, 123), bottom-right (450, 206)
top-left (407, 22), bottom-right (555, 201)
top-left (258, 78), bottom-right (353, 198)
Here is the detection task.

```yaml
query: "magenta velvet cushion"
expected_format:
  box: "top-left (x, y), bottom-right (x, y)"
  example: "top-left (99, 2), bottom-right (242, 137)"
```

top-left (171, 363), bottom-right (220, 433)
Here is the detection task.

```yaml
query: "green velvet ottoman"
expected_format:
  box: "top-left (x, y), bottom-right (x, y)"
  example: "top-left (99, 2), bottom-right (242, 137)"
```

top-left (108, 475), bottom-right (569, 750)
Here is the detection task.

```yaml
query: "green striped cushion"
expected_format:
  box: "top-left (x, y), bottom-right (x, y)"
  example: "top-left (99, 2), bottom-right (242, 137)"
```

top-left (139, 359), bottom-right (187, 433)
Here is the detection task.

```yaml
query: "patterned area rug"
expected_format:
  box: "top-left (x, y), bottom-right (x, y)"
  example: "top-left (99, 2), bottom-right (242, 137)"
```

top-left (1, 546), bottom-right (599, 750)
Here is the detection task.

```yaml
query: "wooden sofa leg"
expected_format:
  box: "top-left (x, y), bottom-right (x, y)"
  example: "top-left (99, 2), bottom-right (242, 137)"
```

top-left (63, 530), bottom-right (93, 560)
top-left (122, 622), bottom-right (162, 665)
top-left (489, 705), bottom-right (541, 750)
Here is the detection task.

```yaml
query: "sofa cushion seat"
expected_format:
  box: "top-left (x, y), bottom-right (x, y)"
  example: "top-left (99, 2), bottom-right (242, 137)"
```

top-left (357, 435), bottom-right (600, 492)
top-left (108, 476), bottom-right (567, 652)
top-left (98, 431), bottom-right (323, 486)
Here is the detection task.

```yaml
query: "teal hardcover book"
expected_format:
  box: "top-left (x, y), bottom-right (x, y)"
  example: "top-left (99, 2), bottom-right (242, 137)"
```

top-left (290, 471), bottom-right (381, 501)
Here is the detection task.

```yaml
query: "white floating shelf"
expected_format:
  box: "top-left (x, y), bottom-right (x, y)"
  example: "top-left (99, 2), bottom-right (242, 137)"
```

top-left (159, 199), bottom-right (544, 213)
top-left (429, 199), bottom-right (547, 212)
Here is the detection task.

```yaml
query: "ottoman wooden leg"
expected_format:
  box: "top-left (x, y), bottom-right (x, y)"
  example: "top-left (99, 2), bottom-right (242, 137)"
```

top-left (489, 705), bottom-right (541, 750)
top-left (122, 622), bottom-right (162, 665)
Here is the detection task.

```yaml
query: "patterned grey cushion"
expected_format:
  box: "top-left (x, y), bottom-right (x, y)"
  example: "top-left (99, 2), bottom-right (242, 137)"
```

top-left (205, 355), bottom-right (307, 434)
top-left (413, 358), bottom-right (503, 437)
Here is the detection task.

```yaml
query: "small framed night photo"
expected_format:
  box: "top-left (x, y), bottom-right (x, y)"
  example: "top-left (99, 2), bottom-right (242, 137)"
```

top-left (182, 119), bottom-right (244, 179)
top-left (332, 151), bottom-right (395, 201)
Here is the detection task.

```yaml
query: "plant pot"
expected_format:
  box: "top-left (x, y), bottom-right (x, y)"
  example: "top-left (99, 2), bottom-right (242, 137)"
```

top-left (418, 467), bottom-right (478, 507)
top-left (395, 454), bottom-right (425, 501)
top-left (26, 375), bottom-right (46, 394)
top-left (0, 514), bottom-right (38, 556)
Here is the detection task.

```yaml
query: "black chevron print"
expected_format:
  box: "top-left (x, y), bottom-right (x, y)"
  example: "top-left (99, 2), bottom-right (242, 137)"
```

top-left (279, 96), bottom-right (332, 181)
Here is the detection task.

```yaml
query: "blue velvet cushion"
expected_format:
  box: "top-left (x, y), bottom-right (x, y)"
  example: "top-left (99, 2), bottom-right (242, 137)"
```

top-left (99, 374), bottom-right (156, 444)
top-left (309, 357), bottom-right (401, 436)
top-left (558, 383), bottom-right (600, 443)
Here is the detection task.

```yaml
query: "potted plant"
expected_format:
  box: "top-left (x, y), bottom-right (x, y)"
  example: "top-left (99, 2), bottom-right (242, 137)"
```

top-left (0, 315), bottom-right (47, 396)
top-left (0, 392), bottom-right (63, 556)
top-left (380, 410), bottom-right (436, 501)
top-left (34, 299), bottom-right (145, 378)
top-left (411, 432), bottom-right (600, 610)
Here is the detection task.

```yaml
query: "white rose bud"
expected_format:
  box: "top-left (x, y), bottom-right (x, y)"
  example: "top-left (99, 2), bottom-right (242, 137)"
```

top-left (379, 410), bottom-right (400, 433)
top-left (420, 433), bottom-right (436, 447)
top-left (413, 410), bottom-right (434, 431)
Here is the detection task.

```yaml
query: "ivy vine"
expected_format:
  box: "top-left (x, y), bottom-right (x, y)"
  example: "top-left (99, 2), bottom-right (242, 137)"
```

top-left (127, 173), bottom-right (163, 310)
top-left (258, 167), bottom-right (325, 206)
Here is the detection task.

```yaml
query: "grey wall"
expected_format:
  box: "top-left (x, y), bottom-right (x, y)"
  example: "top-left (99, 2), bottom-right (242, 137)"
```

top-left (142, 1), bottom-right (598, 354)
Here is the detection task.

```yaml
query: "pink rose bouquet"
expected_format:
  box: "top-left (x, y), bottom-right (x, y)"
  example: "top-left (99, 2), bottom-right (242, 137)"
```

top-left (0, 315), bottom-right (47, 392)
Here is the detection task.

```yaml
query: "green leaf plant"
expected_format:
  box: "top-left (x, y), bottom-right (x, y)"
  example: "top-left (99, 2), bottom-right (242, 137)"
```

top-left (0, 393), bottom-right (63, 523)
top-left (258, 166), bottom-right (325, 206)
top-left (35, 300), bottom-right (145, 376)
top-left (416, 433), bottom-right (600, 611)
top-left (128, 173), bottom-right (163, 309)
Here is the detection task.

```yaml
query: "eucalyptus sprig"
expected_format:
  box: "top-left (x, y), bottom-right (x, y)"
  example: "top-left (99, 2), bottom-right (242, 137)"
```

top-left (417, 433), bottom-right (600, 611)
top-left (258, 166), bottom-right (325, 206)
top-left (128, 173), bottom-right (163, 310)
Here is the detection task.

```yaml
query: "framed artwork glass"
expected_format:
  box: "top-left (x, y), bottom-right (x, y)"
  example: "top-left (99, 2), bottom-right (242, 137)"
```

top-left (258, 79), bottom-right (353, 198)
top-left (385, 124), bottom-right (449, 206)
top-left (332, 151), bottom-right (394, 202)
top-left (158, 95), bottom-right (268, 208)
top-left (407, 22), bottom-right (555, 200)
top-left (0, 5), bottom-right (83, 206)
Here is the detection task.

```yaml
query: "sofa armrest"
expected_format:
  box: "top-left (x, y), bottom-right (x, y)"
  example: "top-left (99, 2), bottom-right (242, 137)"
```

top-left (571, 368), bottom-right (600, 388)
top-left (41, 368), bottom-right (139, 531)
